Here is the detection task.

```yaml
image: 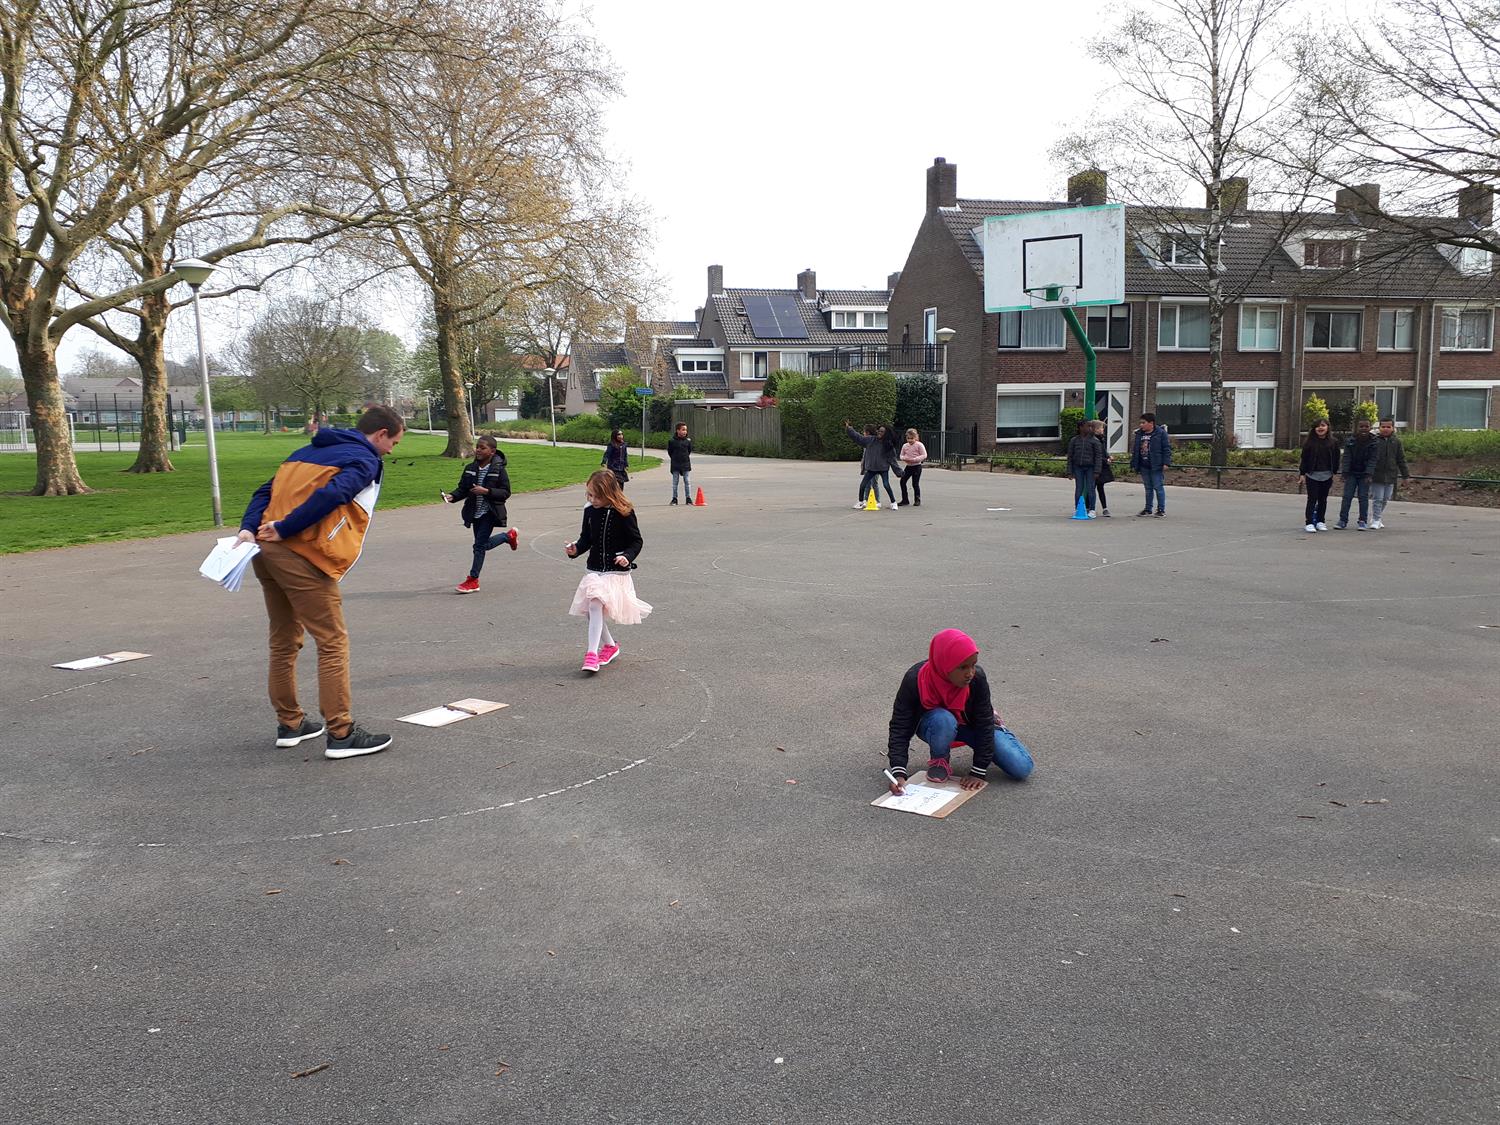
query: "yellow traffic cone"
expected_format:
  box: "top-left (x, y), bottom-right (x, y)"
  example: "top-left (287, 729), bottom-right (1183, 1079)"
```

top-left (864, 490), bottom-right (879, 511)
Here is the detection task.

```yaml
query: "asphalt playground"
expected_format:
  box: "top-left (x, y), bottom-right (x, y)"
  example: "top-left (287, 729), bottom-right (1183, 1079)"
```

top-left (2, 454), bottom-right (1497, 1125)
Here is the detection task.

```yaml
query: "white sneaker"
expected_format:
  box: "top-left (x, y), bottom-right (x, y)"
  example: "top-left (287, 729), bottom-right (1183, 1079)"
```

top-left (1316, 522), bottom-right (1328, 531)
top-left (1304, 523), bottom-right (1316, 532)
top-left (1372, 519), bottom-right (1384, 529)
top-left (852, 502), bottom-right (865, 509)
top-left (1087, 511), bottom-right (1097, 518)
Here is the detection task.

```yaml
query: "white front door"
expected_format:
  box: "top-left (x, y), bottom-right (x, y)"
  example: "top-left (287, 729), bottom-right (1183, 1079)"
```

top-left (1095, 389), bottom-right (1129, 453)
top-left (1233, 389), bottom-right (1257, 448)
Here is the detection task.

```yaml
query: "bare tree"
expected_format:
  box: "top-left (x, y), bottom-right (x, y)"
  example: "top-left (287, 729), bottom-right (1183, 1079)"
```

top-left (322, 0), bottom-right (650, 457)
top-left (1292, 0), bottom-right (1500, 254)
top-left (242, 297), bottom-right (366, 424)
top-left (1056, 0), bottom-right (1308, 463)
top-left (0, 0), bottom-right (416, 494)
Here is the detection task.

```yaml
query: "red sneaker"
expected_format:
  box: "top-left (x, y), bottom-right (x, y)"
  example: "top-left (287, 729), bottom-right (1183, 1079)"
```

top-left (925, 757), bottom-right (952, 783)
top-left (506, 527), bottom-right (519, 551)
top-left (455, 576), bottom-right (480, 594)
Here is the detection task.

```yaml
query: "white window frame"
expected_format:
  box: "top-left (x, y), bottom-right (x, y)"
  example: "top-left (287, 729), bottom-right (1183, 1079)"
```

top-left (997, 308), bottom-right (1067, 350)
top-left (924, 307), bottom-right (937, 345)
top-left (1376, 308), bottom-right (1415, 351)
top-left (1237, 304), bottom-right (1281, 352)
top-left (1152, 384), bottom-right (1215, 438)
top-left (1158, 231), bottom-right (1207, 268)
top-left (1303, 239), bottom-right (1359, 269)
top-left (1435, 385), bottom-right (1491, 429)
top-left (1305, 308), bottom-right (1363, 352)
top-left (1085, 304), bottom-right (1131, 350)
top-left (1373, 386), bottom-right (1412, 427)
top-left (776, 351), bottom-right (808, 374)
top-left (1159, 302), bottom-right (1210, 351)
top-left (1439, 306), bottom-right (1494, 352)
top-left (994, 390), bottom-right (1064, 443)
top-left (1255, 387), bottom-right (1276, 437)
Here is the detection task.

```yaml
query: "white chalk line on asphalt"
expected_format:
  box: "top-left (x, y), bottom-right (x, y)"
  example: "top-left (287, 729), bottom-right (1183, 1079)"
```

top-left (21, 672), bottom-right (147, 704)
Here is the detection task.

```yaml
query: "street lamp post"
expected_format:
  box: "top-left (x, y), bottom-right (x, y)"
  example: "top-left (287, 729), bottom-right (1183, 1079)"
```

top-left (172, 257), bottom-right (221, 527)
top-left (935, 326), bottom-right (956, 462)
top-left (544, 367), bottom-right (557, 446)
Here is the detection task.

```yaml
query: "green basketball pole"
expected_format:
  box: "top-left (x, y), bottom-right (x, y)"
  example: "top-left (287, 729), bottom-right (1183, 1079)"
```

top-left (1053, 291), bottom-right (1098, 421)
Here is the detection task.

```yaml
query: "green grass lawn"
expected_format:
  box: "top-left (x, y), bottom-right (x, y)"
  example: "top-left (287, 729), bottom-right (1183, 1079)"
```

top-left (0, 431), bottom-right (657, 554)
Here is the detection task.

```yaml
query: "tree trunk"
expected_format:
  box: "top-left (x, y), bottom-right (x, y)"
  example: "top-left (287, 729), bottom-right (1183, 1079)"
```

top-left (16, 334), bottom-right (93, 495)
top-left (126, 292), bottom-right (175, 473)
top-left (434, 306), bottom-right (474, 459)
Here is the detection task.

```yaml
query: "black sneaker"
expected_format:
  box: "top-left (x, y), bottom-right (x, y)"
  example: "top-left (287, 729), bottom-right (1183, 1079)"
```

top-left (1154, 511), bottom-right (1165, 518)
top-left (275, 717), bottom-right (325, 748)
top-left (324, 724), bottom-right (392, 760)
top-left (670, 498), bottom-right (678, 505)
top-left (926, 757), bottom-right (952, 784)
top-left (1138, 509), bottom-right (1153, 516)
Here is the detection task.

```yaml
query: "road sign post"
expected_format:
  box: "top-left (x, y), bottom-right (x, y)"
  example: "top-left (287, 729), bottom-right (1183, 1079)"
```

top-left (634, 386), bottom-right (654, 464)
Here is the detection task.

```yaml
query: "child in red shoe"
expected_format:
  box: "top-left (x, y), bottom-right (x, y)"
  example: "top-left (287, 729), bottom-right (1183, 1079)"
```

top-left (565, 470), bottom-right (651, 673)
top-left (444, 435), bottom-right (518, 593)
top-left (885, 629), bottom-right (1034, 792)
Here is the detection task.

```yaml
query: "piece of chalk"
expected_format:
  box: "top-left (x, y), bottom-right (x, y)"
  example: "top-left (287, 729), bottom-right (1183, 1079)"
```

top-left (883, 769), bottom-right (901, 788)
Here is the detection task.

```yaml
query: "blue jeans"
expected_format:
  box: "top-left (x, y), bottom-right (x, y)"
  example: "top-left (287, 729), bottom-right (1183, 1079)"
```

top-left (672, 470), bottom-right (691, 501)
top-left (1338, 475), bottom-right (1370, 524)
top-left (1140, 467), bottom-right (1166, 512)
top-left (859, 471), bottom-right (896, 503)
top-left (915, 708), bottom-right (1034, 780)
top-left (1072, 468), bottom-right (1096, 511)
top-left (469, 514), bottom-right (510, 578)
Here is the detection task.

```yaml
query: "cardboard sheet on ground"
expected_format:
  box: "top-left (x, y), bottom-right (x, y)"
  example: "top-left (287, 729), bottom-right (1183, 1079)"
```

top-left (397, 698), bottom-right (509, 727)
top-left (54, 651), bottom-right (151, 671)
top-left (870, 771), bottom-right (985, 818)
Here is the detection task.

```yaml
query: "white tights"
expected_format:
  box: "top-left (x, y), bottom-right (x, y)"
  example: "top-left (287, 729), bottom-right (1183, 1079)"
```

top-left (586, 600), bottom-right (616, 654)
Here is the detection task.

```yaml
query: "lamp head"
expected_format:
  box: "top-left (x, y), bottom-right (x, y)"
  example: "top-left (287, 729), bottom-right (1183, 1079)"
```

top-left (935, 326), bottom-right (957, 346)
top-left (172, 258), bottom-right (215, 289)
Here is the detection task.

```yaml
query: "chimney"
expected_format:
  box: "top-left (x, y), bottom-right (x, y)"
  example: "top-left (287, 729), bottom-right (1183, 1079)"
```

top-left (707, 264), bottom-right (723, 299)
top-left (1212, 177), bottom-right (1250, 213)
top-left (1067, 169), bottom-right (1108, 208)
top-left (1459, 184), bottom-right (1494, 228)
top-left (1335, 183), bottom-right (1381, 220)
top-left (926, 157), bottom-right (957, 214)
top-left (887, 270), bottom-right (902, 292)
top-left (797, 268), bottom-right (817, 299)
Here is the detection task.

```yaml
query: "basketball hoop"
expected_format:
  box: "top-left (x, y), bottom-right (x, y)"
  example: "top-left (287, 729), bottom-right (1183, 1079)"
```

top-left (1025, 284), bottom-right (1076, 309)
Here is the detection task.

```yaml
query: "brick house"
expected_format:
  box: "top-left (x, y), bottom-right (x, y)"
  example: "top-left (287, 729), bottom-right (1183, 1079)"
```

top-left (563, 313), bottom-right (697, 415)
top-left (883, 156), bottom-right (1500, 454)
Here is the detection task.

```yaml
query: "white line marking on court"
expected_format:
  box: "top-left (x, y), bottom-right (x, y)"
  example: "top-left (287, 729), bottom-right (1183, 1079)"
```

top-left (23, 673), bottom-right (147, 704)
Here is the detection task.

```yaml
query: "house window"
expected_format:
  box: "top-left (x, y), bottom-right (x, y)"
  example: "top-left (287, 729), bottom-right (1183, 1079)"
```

top-left (1377, 308), bottom-right (1414, 350)
top-left (1238, 305), bottom-right (1280, 351)
top-left (1456, 246), bottom-right (1492, 275)
top-left (924, 307), bottom-right (937, 345)
top-left (1373, 387), bottom-right (1411, 424)
top-left (777, 352), bottom-right (808, 373)
top-left (1305, 309), bottom-right (1362, 350)
top-left (1436, 387), bottom-right (1490, 428)
top-left (995, 392), bottom-right (1062, 440)
top-left (831, 311), bottom-right (889, 329)
top-left (739, 352), bottom-right (769, 380)
top-left (1304, 239), bottom-right (1358, 268)
top-left (833, 311), bottom-right (857, 329)
top-left (1153, 386), bottom-right (1213, 436)
top-left (998, 308), bottom-right (1066, 349)
top-left (1159, 232), bottom-right (1205, 266)
top-left (1159, 303), bottom-right (1209, 350)
top-left (1440, 307), bottom-right (1493, 351)
top-left (1257, 388), bottom-right (1276, 436)
top-left (1086, 304), bottom-right (1131, 349)
top-left (679, 358), bottom-right (723, 373)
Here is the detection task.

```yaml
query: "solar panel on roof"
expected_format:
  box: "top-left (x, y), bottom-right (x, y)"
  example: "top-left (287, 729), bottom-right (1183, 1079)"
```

top-left (742, 295), bottom-right (780, 337)
top-left (767, 293), bottom-right (808, 338)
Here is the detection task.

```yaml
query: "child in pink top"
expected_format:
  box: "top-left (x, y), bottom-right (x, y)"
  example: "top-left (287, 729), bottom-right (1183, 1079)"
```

top-left (898, 429), bottom-right (927, 507)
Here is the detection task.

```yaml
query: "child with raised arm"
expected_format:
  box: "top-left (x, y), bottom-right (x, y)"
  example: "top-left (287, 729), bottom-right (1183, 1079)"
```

top-left (885, 629), bottom-right (1034, 791)
top-left (565, 470), bottom-right (651, 674)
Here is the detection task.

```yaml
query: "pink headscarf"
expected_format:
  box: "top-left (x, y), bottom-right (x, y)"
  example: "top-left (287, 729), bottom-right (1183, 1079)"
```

top-left (917, 628), bottom-right (978, 719)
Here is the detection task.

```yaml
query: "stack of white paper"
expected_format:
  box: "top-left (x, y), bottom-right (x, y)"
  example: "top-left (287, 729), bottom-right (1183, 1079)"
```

top-left (199, 537), bottom-right (260, 592)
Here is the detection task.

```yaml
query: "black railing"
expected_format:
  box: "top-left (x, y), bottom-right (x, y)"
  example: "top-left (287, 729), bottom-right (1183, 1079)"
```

top-left (809, 344), bottom-right (944, 375)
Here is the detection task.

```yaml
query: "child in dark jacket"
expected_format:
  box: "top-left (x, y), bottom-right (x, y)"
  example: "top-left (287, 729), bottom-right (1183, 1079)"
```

top-left (444, 435), bottom-right (518, 593)
top-left (844, 421), bottom-right (898, 509)
top-left (886, 629), bottom-right (1034, 790)
top-left (1298, 418), bottom-right (1339, 531)
top-left (1336, 419), bottom-right (1379, 529)
top-left (565, 470), bottom-right (651, 673)
top-left (1369, 417), bottom-right (1411, 529)
top-left (602, 429), bottom-right (630, 488)
top-left (1066, 423), bottom-right (1104, 517)
top-left (1091, 419), bottom-right (1116, 515)
top-left (667, 423), bottom-right (693, 505)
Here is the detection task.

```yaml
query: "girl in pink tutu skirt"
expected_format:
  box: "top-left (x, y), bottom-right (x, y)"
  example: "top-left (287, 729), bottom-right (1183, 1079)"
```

top-left (565, 470), bottom-right (652, 673)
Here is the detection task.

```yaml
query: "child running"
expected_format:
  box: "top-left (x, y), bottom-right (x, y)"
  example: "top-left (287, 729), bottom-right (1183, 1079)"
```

top-left (565, 469), bottom-right (651, 673)
top-left (885, 628), bottom-right (1034, 791)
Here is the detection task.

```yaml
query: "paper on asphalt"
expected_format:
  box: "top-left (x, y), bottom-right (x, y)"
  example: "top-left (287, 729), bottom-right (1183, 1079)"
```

top-left (53, 651), bottom-right (151, 670)
top-left (870, 771), bottom-right (985, 818)
top-left (398, 699), bottom-right (509, 727)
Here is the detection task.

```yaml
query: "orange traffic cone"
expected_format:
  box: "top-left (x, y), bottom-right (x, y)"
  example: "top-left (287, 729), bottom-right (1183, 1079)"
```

top-left (694, 487), bottom-right (705, 506)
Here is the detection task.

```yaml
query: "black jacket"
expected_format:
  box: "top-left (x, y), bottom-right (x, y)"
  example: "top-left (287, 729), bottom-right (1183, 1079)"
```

top-left (667, 435), bottom-right (693, 473)
top-left (887, 662), bottom-right (999, 779)
top-left (1372, 434), bottom-right (1410, 484)
top-left (1299, 437), bottom-right (1339, 476)
top-left (1066, 433), bottom-right (1104, 474)
top-left (572, 504), bottom-right (643, 573)
top-left (1340, 433), bottom-right (1379, 476)
top-left (450, 453), bottom-right (511, 526)
top-left (603, 441), bottom-right (630, 477)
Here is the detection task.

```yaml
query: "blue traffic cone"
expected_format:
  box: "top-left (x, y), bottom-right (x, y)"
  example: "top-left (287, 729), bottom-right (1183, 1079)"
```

top-left (1071, 494), bottom-right (1090, 521)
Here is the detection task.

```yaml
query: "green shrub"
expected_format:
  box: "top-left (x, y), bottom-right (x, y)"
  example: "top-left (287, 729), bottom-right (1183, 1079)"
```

top-left (810, 370), bottom-right (898, 459)
top-left (558, 414), bottom-right (612, 444)
top-left (1353, 399), bottom-right (1380, 427)
top-left (1458, 466), bottom-right (1500, 490)
top-left (1401, 427), bottom-right (1500, 461)
top-left (894, 374), bottom-right (942, 434)
top-left (1058, 406), bottom-right (1087, 452)
top-left (693, 435), bottom-right (780, 458)
top-left (1302, 393), bottom-right (1329, 429)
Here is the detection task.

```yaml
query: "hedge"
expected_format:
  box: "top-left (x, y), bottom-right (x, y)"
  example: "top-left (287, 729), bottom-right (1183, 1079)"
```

top-left (810, 370), bottom-right (898, 460)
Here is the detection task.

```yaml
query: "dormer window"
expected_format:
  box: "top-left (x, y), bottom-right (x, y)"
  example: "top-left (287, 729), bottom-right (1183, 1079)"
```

top-left (1456, 246), bottom-right (1491, 275)
top-left (1303, 239), bottom-right (1358, 268)
top-left (831, 310), bottom-right (888, 329)
top-left (1159, 232), bottom-right (1206, 267)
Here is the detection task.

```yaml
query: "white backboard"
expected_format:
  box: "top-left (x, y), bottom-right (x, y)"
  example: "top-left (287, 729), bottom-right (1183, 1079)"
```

top-left (983, 204), bottom-right (1126, 313)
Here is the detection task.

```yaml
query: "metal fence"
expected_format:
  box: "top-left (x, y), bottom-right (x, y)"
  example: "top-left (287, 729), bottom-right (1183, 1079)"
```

top-left (809, 345), bottom-right (944, 375)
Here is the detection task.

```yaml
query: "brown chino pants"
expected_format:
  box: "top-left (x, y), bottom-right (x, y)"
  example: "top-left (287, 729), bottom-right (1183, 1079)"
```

top-left (251, 540), bottom-right (352, 738)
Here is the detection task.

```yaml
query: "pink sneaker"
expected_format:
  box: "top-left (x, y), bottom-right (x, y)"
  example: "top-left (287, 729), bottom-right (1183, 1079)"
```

top-left (598, 643), bottom-right (621, 666)
top-left (582, 651), bottom-right (600, 673)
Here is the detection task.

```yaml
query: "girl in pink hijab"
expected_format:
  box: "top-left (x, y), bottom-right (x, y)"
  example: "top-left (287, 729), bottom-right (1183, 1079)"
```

top-left (885, 628), bottom-right (1033, 791)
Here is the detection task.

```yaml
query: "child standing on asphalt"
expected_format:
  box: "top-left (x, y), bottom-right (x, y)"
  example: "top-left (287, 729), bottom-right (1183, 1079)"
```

top-left (565, 470), bottom-right (651, 674)
top-left (602, 429), bottom-right (630, 489)
top-left (1066, 419), bottom-right (1104, 518)
top-left (667, 422), bottom-right (694, 505)
top-left (445, 435), bottom-right (519, 594)
top-left (885, 628), bottom-right (1034, 791)
top-left (1298, 418), bottom-right (1339, 532)
top-left (843, 420), bottom-right (898, 509)
top-left (1369, 417), bottom-right (1411, 530)
top-left (1336, 418), bottom-right (1378, 530)
top-left (897, 428), bottom-right (927, 507)
top-left (1092, 419), bottom-right (1116, 516)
